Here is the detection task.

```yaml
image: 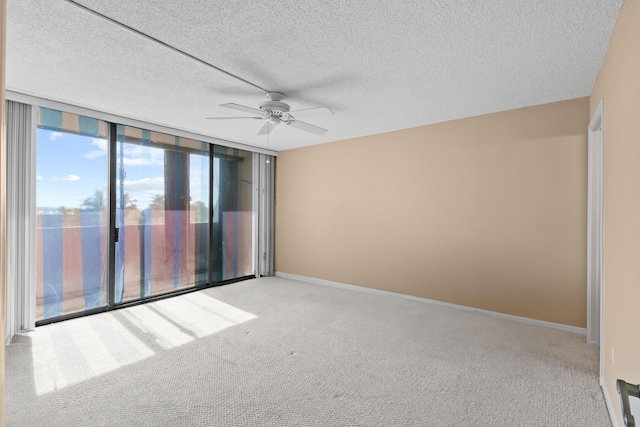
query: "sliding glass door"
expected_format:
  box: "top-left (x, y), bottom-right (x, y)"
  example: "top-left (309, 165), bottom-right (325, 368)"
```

top-left (114, 125), bottom-right (210, 303)
top-left (36, 108), bottom-right (109, 319)
top-left (212, 146), bottom-right (253, 281)
top-left (35, 107), bottom-right (257, 323)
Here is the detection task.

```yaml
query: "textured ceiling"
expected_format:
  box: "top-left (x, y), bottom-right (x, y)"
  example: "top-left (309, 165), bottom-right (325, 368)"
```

top-left (7, 0), bottom-right (622, 152)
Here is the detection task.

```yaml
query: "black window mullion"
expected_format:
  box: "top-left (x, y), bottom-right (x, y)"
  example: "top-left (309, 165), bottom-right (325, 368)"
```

top-left (107, 122), bottom-right (117, 309)
top-left (208, 143), bottom-right (215, 286)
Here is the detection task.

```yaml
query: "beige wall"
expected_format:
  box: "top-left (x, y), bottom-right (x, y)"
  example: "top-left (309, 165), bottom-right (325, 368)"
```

top-left (590, 0), bottom-right (640, 424)
top-left (276, 97), bottom-right (589, 327)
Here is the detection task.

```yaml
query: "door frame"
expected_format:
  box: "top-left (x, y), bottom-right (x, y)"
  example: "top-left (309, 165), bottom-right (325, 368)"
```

top-left (586, 99), bottom-right (604, 374)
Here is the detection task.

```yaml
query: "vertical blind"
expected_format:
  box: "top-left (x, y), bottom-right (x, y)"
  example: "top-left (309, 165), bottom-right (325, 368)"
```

top-left (5, 100), bottom-right (36, 343)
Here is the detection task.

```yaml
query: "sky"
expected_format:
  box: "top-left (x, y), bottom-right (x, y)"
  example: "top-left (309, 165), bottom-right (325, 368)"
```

top-left (36, 128), bottom-right (211, 211)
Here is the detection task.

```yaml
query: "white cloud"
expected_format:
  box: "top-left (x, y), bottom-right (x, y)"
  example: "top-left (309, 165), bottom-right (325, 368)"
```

top-left (36, 175), bottom-right (43, 181)
top-left (85, 142), bottom-right (165, 166)
top-left (122, 157), bottom-right (163, 166)
top-left (49, 132), bottom-right (63, 141)
top-left (85, 138), bottom-right (108, 160)
top-left (122, 145), bottom-right (164, 166)
top-left (123, 177), bottom-right (164, 195)
top-left (52, 174), bottom-right (80, 181)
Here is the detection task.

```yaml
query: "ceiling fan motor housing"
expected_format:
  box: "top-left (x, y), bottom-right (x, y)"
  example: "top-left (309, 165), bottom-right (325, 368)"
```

top-left (260, 92), bottom-right (290, 116)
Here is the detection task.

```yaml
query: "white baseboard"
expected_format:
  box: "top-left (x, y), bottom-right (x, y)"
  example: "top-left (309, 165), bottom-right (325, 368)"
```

top-left (275, 271), bottom-right (587, 336)
top-left (602, 377), bottom-right (622, 427)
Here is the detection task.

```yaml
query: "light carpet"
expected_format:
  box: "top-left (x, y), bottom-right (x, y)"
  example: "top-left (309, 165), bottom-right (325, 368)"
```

top-left (5, 276), bottom-right (611, 426)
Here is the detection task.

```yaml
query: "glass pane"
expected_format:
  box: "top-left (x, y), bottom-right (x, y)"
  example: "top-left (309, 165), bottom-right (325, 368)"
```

top-left (115, 125), bottom-right (209, 302)
top-left (212, 146), bottom-right (253, 281)
top-left (36, 108), bottom-right (109, 320)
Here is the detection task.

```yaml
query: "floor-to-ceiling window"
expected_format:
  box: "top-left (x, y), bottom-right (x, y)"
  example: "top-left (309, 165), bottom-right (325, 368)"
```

top-left (35, 107), bottom-right (257, 323)
top-left (115, 125), bottom-right (210, 302)
top-left (36, 108), bottom-right (110, 319)
top-left (212, 146), bottom-right (253, 281)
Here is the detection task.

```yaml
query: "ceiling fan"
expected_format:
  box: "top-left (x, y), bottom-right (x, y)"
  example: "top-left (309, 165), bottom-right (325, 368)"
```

top-left (207, 92), bottom-right (334, 136)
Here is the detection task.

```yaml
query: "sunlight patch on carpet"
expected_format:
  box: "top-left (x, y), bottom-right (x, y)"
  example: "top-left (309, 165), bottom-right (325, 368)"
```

top-left (28, 292), bottom-right (256, 395)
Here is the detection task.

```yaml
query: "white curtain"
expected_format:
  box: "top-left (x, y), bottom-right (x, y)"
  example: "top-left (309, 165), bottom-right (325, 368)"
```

top-left (5, 100), bottom-right (36, 344)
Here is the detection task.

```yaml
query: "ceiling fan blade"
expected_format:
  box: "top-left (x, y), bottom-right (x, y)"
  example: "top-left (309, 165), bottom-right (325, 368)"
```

top-left (287, 119), bottom-right (328, 135)
top-left (206, 116), bottom-right (262, 120)
top-left (289, 106), bottom-right (334, 118)
top-left (220, 103), bottom-right (264, 115)
top-left (257, 121), bottom-right (274, 135)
